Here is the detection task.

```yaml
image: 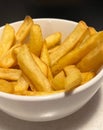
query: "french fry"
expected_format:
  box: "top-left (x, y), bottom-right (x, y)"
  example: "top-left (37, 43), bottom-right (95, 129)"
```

top-left (48, 45), bottom-right (60, 54)
top-left (32, 53), bottom-right (48, 77)
top-left (46, 66), bottom-right (55, 89)
top-left (40, 41), bottom-right (54, 88)
top-left (81, 72), bottom-right (95, 85)
top-left (0, 24), bottom-right (15, 57)
top-left (45, 32), bottom-right (62, 49)
top-left (21, 73), bottom-right (37, 92)
top-left (77, 44), bottom-right (103, 72)
top-left (28, 23), bottom-right (43, 56)
top-left (40, 40), bottom-right (51, 66)
top-left (88, 27), bottom-right (97, 35)
top-left (0, 68), bottom-right (22, 81)
top-left (53, 70), bottom-right (65, 90)
top-left (0, 79), bottom-right (14, 93)
top-left (64, 65), bottom-right (82, 91)
top-left (52, 31), bottom-right (103, 75)
top-left (17, 44), bottom-right (52, 91)
top-left (75, 27), bottom-right (97, 48)
top-left (16, 16), bottom-right (33, 43)
top-left (50, 21), bottom-right (88, 65)
top-left (14, 75), bottom-right (29, 93)
top-left (0, 43), bottom-right (22, 68)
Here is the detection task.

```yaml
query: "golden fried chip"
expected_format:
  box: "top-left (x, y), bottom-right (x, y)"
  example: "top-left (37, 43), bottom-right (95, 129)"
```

top-left (75, 26), bottom-right (97, 48)
top-left (32, 53), bottom-right (48, 77)
top-left (14, 75), bottom-right (29, 93)
top-left (17, 44), bottom-right (52, 91)
top-left (0, 43), bottom-right (22, 68)
top-left (81, 72), bottom-right (95, 85)
top-left (77, 44), bottom-right (103, 72)
top-left (64, 65), bottom-right (82, 91)
top-left (28, 23), bottom-right (43, 56)
top-left (0, 79), bottom-right (14, 93)
top-left (45, 32), bottom-right (62, 49)
top-left (0, 68), bottom-right (22, 80)
top-left (48, 45), bottom-right (60, 54)
top-left (0, 24), bottom-right (15, 57)
top-left (40, 40), bottom-right (51, 66)
top-left (16, 16), bottom-right (33, 43)
top-left (53, 70), bottom-right (65, 90)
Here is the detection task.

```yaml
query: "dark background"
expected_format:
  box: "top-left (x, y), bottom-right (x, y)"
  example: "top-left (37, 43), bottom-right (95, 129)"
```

top-left (0, 0), bottom-right (103, 31)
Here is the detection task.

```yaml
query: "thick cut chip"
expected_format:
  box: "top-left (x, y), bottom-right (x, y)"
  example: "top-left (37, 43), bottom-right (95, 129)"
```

top-left (48, 45), bottom-right (60, 54)
top-left (88, 27), bottom-right (97, 35)
top-left (53, 70), bottom-right (65, 90)
top-left (45, 32), bottom-right (62, 49)
top-left (75, 26), bottom-right (97, 48)
top-left (50, 21), bottom-right (88, 65)
top-left (64, 65), bottom-right (82, 91)
top-left (0, 68), bottom-right (22, 80)
top-left (0, 43), bottom-right (22, 68)
top-left (21, 73), bottom-right (37, 92)
top-left (0, 24), bottom-right (15, 57)
top-left (16, 16), bottom-right (33, 43)
top-left (47, 66), bottom-right (55, 89)
top-left (14, 75), bottom-right (29, 94)
top-left (40, 41), bottom-right (54, 88)
top-left (77, 44), bottom-right (103, 72)
top-left (28, 23), bottom-right (43, 56)
top-left (17, 44), bottom-right (52, 92)
top-left (52, 31), bottom-right (103, 75)
top-left (40, 40), bottom-right (51, 66)
top-left (0, 79), bottom-right (14, 93)
top-left (32, 53), bottom-right (48, 77)
top-left (81, 72), bottom-right (95, 85)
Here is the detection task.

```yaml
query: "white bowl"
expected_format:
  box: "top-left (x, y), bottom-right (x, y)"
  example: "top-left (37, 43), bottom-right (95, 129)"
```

top-left (0, 18), bottom-right (103, 122)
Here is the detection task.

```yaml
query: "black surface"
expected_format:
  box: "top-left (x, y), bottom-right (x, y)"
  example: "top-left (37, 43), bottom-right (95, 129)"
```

top-left (0, 0), bottom-right (103, 31)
